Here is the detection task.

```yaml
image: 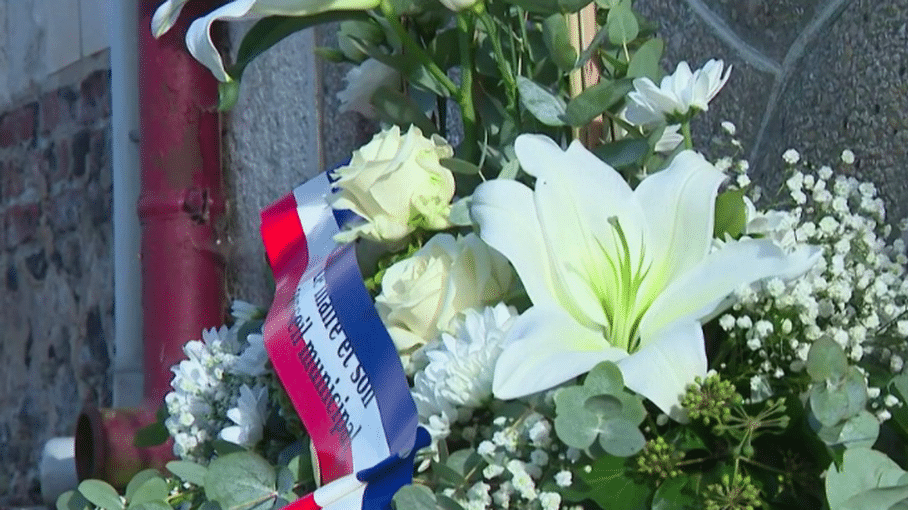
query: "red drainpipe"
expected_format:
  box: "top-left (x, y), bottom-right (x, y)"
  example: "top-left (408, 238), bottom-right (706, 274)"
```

top-left (75, 0), bottom-right (225, 486)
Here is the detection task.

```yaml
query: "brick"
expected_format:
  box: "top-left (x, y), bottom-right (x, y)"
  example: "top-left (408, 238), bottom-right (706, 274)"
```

top-left (2, 159), bottom-right (26, 201)
top-left (0, 103), bottom-right (38, 148)
top-left (40, 88), bottom-right (77, 135)
top-left (3, 203), bottom-right (41, 248)
top-left (86, 182), bottom-right (111, 226)
top-left (48, 138), bottom-right (72, 185)
top-left (88, 126), bottom-right (110, 181)
top-left (48, 187), bottom-right (83, 233)
top-left (79, 70), bottom-right (111, 124)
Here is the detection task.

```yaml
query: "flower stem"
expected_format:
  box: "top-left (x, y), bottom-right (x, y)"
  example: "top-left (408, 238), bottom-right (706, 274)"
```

top-left (380, 0), bottom-right (459, 99)
top-left (476, 9), bottom-right (518, 118)
top-left (681, 120), bottom-right (693, 149)
top-left (457, 12), bottom-right (478, 163)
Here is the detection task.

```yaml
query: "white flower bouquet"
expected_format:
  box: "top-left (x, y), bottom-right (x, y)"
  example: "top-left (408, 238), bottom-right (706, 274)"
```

top-left (61, 1), bottom-right (908, 510)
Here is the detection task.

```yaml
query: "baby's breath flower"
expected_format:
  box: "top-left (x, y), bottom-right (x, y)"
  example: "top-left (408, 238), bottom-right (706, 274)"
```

top-left (782, 149), bottom-right (800, 165)
top-left (841, 149), bottom-right (855, 164)
top-left (721, 121), bottom-right (737, 135)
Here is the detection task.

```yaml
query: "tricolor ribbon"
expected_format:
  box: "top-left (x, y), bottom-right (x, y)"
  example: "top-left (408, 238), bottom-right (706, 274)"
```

top-left (260, 173), bottom-right (427, 510)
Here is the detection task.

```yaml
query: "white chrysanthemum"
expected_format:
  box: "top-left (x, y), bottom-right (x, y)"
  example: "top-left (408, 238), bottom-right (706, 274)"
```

top-left (412, 304), bottom-right (518, 437)
top-left (220, 384), bottom-right (269, 447)
top-left (233, 333), bottom-right (269, 377)
top-left (337, 58), bottom-right (400, 118)
top-left (625, 59), bottom-right (731, 126)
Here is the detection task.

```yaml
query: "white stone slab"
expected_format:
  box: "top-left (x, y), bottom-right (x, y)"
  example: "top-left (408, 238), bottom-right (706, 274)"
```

top-left (80, 0), bottom-right (110, 57)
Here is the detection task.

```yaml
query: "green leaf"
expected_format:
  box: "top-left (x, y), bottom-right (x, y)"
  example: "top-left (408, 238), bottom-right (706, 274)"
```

top-left (713, 188), bottom-right (747, 239)
top-left (837, 411), bottom-right (880, 449)
top-left (393, 484), bottom-right (438, 510)
top-left (134, 408), bottom-right (169, 447)
top-left (806, 337), bottom-right (848, 382)
top-left (584, 361), bottom-right (625, 395)
top-left (78, 480), bottom-right (124, 510)
top-left (585, 394), bottom-right (624, 420)
top-left (436, 494), bottom-right (465, 510)
top-left (371, 86), bottom-right (438, 135)
top-left (555, 406), bottom-right (600, 449)
top-left (232, 12), bottom-right (368, 81)
top-left (129, 502), bottom-right (172, 510)
top-left (204, 452), bottom-right (278, 510)
top-left (616, 391), bottom-right (647, 426)
top-left (127, 478), bottom-right (169, 508)
top-left (57, 490), bottom-right (91, 510)
top-left (563, 78), bottom-right (634, 126)
top-left (313, 46), bottom-right (346, 63)
top-left (810, 383), bottom-right (850, 427)
top-left (597, 418), bottom-right (646, 457)
top-left (592, 138), bottom-right (650, 169)
top-left (542, 14), bottom-right (578, 72)
top-left (167, 460), bottom-right (208, 486)
top-left (441, 158), bottom-right (481, 175)
top-left (517, 77), bottom-right (567, 126)
top-left (498, 159), bottom-right (520, 180)
top-left (651, 476), bottom-right (697, 510)
top-left (125, 469), bottom-right (162, 502)
top-left (449, 197), bottom-right (473, 227)
top-left (501, 0), bottom-right (561, 15)
top-left (576, 454), bottom-right (652, 510)
top-left (627, 38), bottom-right (664, 80)
top-left (446, 449), bottom-right (484, 478)
top-left (431, 460), bottom-right (466, 489)
top-left (595, 0), bottom-right (621, 7)
top-left (826, 448), bottom-right (908, 510)
top-left (607, 0), bottom-right (639, 46)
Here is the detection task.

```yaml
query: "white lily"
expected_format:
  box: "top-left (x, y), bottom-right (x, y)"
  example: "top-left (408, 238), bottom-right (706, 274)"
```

top-left (151, 0), bottom-right (191, 38)
top-left (625, 59), bottom-right (731, 127)
top-left (470, 134), bottom-right (821, 419)
top-left (169, 0), bottom-right (381, 82)
top-left (220, 384), bottom-right (269, 447)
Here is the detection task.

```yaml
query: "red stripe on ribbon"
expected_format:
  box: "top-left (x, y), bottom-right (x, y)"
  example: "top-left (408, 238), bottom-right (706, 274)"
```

top-left (260, 192), bottom-right (355, 484)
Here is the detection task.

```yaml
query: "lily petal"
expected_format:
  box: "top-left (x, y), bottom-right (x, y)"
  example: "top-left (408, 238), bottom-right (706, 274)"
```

top-left (471, 179), bottom-right (558, 310)
top-left (617, 319), bottom-right (707, 421)
top-left (493, 307), bottom-right (627, 399)
top-left (641, 238), bottom-right (820, 341)
top-left (185, 0), bottom-right (381, 82)
top-left (151, 0), bottom-right (190, 38)
top-left (634, 151), bottom-right (724, 296)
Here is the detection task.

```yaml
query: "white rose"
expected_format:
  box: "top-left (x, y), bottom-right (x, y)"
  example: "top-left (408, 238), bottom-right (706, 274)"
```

top-left (330, 125), bottom-right (456, 243)
top-left (376, 233), bottom-right (515, 353)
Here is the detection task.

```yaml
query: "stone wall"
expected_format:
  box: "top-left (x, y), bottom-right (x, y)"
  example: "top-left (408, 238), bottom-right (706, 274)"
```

top-left (0, 0), bottom-right (113, 504)
top-left (635, 0), bottom-right (908, 222)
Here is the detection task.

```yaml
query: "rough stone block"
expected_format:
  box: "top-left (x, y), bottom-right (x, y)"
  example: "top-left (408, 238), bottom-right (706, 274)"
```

top-left (3, 202), bottom-right (41, 248)
top-left (71, 129), bottom-right (91, 177)
top-left (79, 69), bottom-right (112, 124)
top-left (0, 102), bottom-right (38, 148)
top-left (40, 88), bottom-right (77, 135)
top-left (48, 187), bottom-right (84, 233)
top-left (2, 158), bottom-right (26, 200)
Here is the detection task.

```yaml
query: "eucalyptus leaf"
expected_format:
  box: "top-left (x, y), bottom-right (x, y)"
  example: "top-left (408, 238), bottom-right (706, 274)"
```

top-left (585, 394), bottom-right (624, 419)
top-left (431, 460), bottom-right (466, 488)
top-left (78, 480), bottom-right (124, 510)
top-left (627, 38), bottom-right (664, 80)
top-left (617, 391), bottom-right (647, 426)
top-left (57, 490), bottom-right (91, 510)
top-left (501, 0), bottom-right (561, 15)
top-left (555, 407), bottom-right (600, 449)
top-left (517, 77), bottom-right (567, 126)
top-left (713, 188), bottom-right (747, 239)
top-left (167, 460), bottom-right (208, 486)
top-left (595, 0), bottom-right (621, 7)
top-left (592, 138), bottom-right (650, 169)
top-left (449, 197), bottom-right (474, 227)
top-left (441, 158), bottom-right (481, 175)
top-left (129, 502), bottom-right (172, 510)
top-left (542, 14), bottom-right (578, 72)
top-left (826, 448), bottom-right (908, 510)
top-left (371, 86), bottom-right (438, 135)
top-left (607, 0), bottom-right (639, 46)
top-left (597, 418), bottom-right (646, 457)
top-left (127, 477), bottom-right (169, 508)
top-left (498, 159), bottom-right (520, 180)
top-left (810, 383), bottom-right (850, 427)
top-left (393, 484), bottom-right (438, 510)
top-left (806, 337), bottom-right (849, 382)
top-left (584, 361), bottom-right (625, 395)
top-left (436, 494), bottom-right (466, 510)
top-left (125, 469), bottom-right (162, 502)
top-left (837, 411), bottom-right (880, 449)
top-left (563, 79), bottom-right (633, 126)
top-left (276, 466), bottom-right (295, 495)
top-left (204, 452), bottom-right (278, 510)
top-left (558, 0), bottom-right (594, 12)
top-left (446, 449), bottom-right (484, 478)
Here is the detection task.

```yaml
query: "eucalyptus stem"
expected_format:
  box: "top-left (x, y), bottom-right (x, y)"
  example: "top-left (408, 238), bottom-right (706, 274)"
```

top-left (681, 120), bottom-right (693, 149)
top-left (457, 12), bottom-right (478, 163)
top-left (477, 9), bottom-right (518, 117)
top-left (379, 0), bottom-right (460, 99)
